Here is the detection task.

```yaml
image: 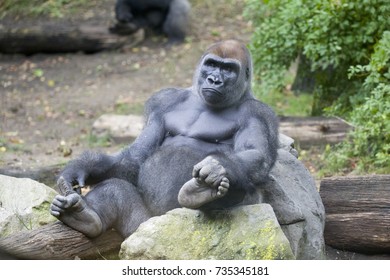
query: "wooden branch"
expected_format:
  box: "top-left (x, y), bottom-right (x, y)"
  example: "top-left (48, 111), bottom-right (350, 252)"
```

top-left (320, 175), bottom-right (390, 254)
top-left (0, 222), bottom-right (123, 260)
top-left (0, 23), bottom-right (143, 54)
top-left (279, 116), bottom-right (352, 148)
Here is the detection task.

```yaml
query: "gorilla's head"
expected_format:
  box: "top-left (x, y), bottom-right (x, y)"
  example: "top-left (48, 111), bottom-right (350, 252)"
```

top-left (194, 40), bottom-right (253, 109)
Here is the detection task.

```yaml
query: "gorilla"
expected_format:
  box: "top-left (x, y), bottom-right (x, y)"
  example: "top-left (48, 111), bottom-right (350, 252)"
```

top-left (110, 0), bottom-right (191, 43)
top-left (50, 40), bottom-right (279, 239)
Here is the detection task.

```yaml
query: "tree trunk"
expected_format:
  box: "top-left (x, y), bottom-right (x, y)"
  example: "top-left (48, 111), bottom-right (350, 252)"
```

top-left (291, 54), bottom-right (316, 94)
top-left (279, 116), bottom-right (352, 148)
top-left (320, 175), bottom-right (390, 254)
top-left (0, 23), bottom-right (143, 54)
top-left (0, 222), bottom-right (123, 259)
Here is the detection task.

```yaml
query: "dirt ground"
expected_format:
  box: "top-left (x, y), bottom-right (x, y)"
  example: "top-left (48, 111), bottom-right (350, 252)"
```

top-left (0, 0), bottom-right (252, 170)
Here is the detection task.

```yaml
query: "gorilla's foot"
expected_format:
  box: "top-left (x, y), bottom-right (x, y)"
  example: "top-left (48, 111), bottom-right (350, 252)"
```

top-left (178, 177), bottom-right (229, 209)
top-left (50, 193), bottom-right (103, 238)
top-left (109, 22), bottom-right (139, 35)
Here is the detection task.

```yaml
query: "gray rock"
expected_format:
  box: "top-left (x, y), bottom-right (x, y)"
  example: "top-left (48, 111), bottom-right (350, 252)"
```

top-left (92, 114), bottom-right (144, 143)
top-left (120, 205), bottom-right (295, 260)
top-left (278, 133), bottom-right (298, 158)
top-left (0, 175), bottom-right (57, 237)
top-left (252, 149), bottom-right (326, 259)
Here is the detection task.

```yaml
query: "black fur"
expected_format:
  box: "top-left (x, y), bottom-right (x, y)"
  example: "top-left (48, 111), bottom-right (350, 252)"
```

top-left (110, 0), bottom-right (191, 43)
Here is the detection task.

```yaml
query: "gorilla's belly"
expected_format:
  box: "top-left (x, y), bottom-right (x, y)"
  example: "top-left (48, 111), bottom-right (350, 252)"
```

top-left (137, 145), bottom-right (205, 215)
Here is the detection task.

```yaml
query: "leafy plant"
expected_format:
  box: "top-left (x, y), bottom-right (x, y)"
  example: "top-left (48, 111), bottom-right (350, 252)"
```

top-left (322, 32), bottom-right (390, 175)
top-left (245, 0), bottom-right (390, 174)
top-left (244, 0), bottom-right (390, 115)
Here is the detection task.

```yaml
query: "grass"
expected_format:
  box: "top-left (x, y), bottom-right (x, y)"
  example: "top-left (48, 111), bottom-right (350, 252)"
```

top-left (0, 0), bottom-right (91, 18)
top-left (113, 102), bottom-right (145, 115)
top-left (254, 86), bottom-right (313, 116)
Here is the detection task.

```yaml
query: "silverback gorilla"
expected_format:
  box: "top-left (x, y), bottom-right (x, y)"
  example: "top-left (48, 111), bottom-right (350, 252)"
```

top-left (50, 40), bottom-right (279, 239)
top-left (110, 0), bottom-right (191, 43)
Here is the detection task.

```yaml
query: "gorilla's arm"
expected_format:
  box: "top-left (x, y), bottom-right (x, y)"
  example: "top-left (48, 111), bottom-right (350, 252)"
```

top-left (209, 105), bottom-right (279, 193)
top-left (60, 109), bottom-right (165, 188)
top-left (59, 88), bottom-right (185, 188)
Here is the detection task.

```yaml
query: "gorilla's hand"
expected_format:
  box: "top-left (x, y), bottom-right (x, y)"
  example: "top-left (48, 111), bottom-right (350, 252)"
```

top-left (61, 166), bottom-right (88, 189)
top-left (192, 156), bottom-right (227, 187)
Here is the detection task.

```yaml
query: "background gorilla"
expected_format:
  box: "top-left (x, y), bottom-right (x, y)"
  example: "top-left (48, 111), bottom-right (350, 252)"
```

top-left (110, 0), bottom-right (191, 43)
top-left (50, 40), bottom-right (279, 239)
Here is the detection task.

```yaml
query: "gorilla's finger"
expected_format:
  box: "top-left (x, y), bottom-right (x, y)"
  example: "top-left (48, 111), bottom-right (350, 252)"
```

top-left (50, 205), bottom-right (63, 214)
top-left (192, 163), bottom-right (202, 178)
top-left (77, 175), bottom-right (85, 187)
top-left (50, 210), bottom-right (61, 217)
top-left (57, 176), bottom-right (74, 196)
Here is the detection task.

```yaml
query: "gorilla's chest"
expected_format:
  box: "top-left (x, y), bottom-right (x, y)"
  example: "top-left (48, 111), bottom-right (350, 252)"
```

top-left (164, 108), bottom-right (239, 143)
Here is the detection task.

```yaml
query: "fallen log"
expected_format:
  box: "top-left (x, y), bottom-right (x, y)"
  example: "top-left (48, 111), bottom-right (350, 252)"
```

top-left (90, 114), bottom-right (352, 147)
top-left (0, 23), bottom-right (144, 54)
top-left (0, 164), bottom-right (63, 187)
top-left (0, 221), bottom-right (123, 259)
top-left (320, 175), bottom-right (390, 254)
top-left (279, 116), bottom-right (352, 148)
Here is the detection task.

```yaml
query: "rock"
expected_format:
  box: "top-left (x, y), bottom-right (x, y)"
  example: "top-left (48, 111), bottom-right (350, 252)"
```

top-left (0, 164), bottom-right (63, 188)
top-left (278, 133), bottom-right (298, 158)
top-left (92, 114), bottom-right (144, 143)
top-left (260, 149), bottom-right (326, 259)
top-left (0, 175), bottom-right (57, 237)
top-left (120, 205), bottom-right (295, 260)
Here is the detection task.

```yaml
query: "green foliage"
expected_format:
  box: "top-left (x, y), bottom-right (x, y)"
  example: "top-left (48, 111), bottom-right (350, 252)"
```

top-left (323, 32), bottom-right (390, 175)
top-left (0, 0), bottom-right (89, 18)
top-left (245, 0), bottom-right (390, 174)
top-left (253, 85), bottom-right (313, 116)
top-left (245, 0), bottom-right (390, 114)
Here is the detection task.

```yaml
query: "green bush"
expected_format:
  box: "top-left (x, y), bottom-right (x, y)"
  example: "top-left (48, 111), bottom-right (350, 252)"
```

top-left (245, 0), bottom-right (390, 115)
top-left (244, 0), bottom-right (390, 174)
top-left (323, 32), bottom-right (390, 175)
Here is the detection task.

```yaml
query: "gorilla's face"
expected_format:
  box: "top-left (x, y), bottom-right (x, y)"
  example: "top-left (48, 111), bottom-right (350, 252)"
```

top-left (196, 54), bottom-right (248, 109)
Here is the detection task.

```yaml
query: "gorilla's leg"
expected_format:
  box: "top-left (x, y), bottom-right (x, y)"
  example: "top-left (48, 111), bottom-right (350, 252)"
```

top-left (146, 10), bottom-right (166, 29)
top-left (115, 0), bottom-right (133, 23)
top-left (109, 0), bottom-right (139, 35)
top-left (163, 0), bottom-right (191, 43)
top-left (178, 177), bottom-right (229, 209)
top-left (51, 178), bottom-right (150, 238)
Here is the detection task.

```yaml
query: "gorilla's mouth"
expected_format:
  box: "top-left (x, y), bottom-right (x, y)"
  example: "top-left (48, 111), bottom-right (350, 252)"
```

top-left (201, 88), bottom-right (224, 104)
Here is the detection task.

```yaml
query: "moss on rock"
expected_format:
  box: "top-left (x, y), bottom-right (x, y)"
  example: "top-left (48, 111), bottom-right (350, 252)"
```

top-left (120, 204), bottom-right (295, 260)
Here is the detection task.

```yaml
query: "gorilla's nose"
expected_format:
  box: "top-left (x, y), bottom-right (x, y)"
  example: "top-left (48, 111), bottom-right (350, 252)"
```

top-left (207, 75), bottom-right (223, 86)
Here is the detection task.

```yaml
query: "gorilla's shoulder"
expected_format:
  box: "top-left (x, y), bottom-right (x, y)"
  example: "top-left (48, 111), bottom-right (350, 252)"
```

top-left (145, 87), bottom-right (191, 115)
top-left (242, 98), bottom-right (279, 125)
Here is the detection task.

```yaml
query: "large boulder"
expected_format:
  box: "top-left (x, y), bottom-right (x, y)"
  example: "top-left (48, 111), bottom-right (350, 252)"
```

top-left (261, 149), bottom-right (326, 259)
top-left (0, 175), bottom-right (57, 237)
top-left (120, 205), bottom-right (295, 260)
